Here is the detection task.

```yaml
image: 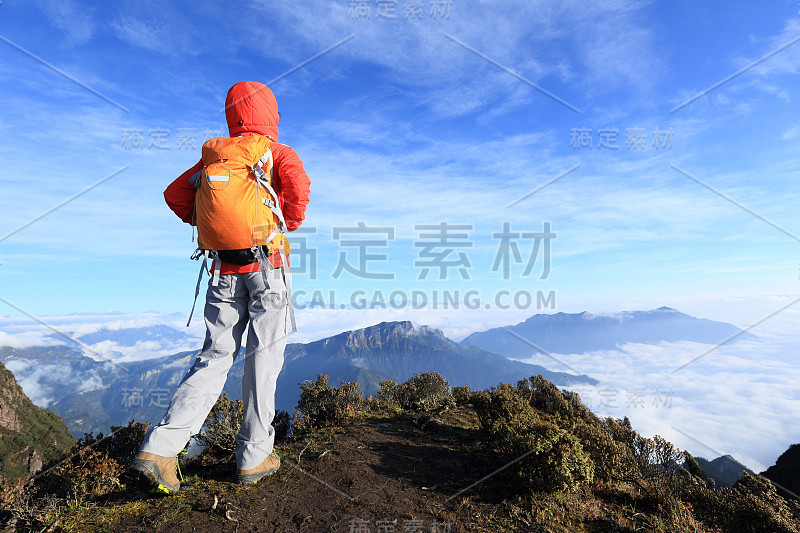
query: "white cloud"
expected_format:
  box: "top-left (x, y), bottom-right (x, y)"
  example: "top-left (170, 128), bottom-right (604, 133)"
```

top-left (0, 312), bottom-right (204, 361)
top-left (4, 360), bottom-right (59, 406)
top-left (691, 17), bottom-right (800, 107)
top-left (110, 17), bottom-right (197, 57)
top-left (746, 18), bottom-right (800, 78)
top-left (41, 0), bottom-right (96, 46)
top-left (781, 124), bottom-right (800, 140)
top-left (0, 330), bottom-right (60, 349)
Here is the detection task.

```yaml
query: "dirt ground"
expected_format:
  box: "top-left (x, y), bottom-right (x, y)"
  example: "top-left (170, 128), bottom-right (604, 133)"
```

top-left (108, 408), bottom-right (514, 533)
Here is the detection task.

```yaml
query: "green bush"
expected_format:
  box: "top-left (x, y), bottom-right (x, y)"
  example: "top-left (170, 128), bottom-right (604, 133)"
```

top-left (570, 418), bottom-right (628, 484)
top-left (1, 420), bottom-right (150, 530)
top-left (375, 379), bottom-right (399, 411)
top-left (509, 376), bottom-right (634, 485)
top-left (452, 384), bottom-right (474, 406)
top-left (682, 451), bottom-right (707, 482)
top-left (631, 433), bottom-right (685, 500)
top-left (296, 374), bottom-right (363, 430)
top-left (34, 420), bottom-right (150, 501)
top-left (273, 410), bottom-right (292, 441)
top-left (396, 372), bottom-right (452, 411)
top-left (75, 420), bottom-right (150, 468)
top-left (472, 384), bottom-right (594, 492)
top-left (196, 393), bottom-right (243, 457)
top-left (684, 472), bottom-right (800, 533)
top-left (516, 375), bottom-right (593, 422)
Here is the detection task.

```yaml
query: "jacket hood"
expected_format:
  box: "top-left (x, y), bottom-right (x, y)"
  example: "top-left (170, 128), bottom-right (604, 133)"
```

top-left (225, 81), bottom-right (279, 141)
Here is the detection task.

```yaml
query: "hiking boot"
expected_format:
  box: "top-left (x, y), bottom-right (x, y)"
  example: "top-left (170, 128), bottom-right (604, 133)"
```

top-left (237, 452), bottom-right (280, 485)
top-left (128, 452), bottom-right (180, 494)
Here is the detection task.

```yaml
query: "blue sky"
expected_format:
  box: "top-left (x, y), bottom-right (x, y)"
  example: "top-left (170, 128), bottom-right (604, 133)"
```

top-left (1, 0), bottom-right (799, 323)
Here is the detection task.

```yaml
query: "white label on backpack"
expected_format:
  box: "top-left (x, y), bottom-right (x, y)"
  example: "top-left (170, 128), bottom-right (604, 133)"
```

top-left (206, 174), bottom-right (231, 191)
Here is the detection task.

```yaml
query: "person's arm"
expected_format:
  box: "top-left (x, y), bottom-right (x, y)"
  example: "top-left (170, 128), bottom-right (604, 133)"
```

top-left (272, 144), bottom-right (311, 230)
top-left (164, 160), bottom-right (203, 225)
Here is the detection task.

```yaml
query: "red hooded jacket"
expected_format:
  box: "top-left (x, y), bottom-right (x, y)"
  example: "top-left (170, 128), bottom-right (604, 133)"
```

top-left (164, 81), bottom-right (311, 272)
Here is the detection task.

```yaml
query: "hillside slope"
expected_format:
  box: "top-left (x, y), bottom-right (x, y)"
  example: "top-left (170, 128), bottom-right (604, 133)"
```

top-left (0, 361), bottom-right (75, 481)
top-left (762, 443), bottom-right (800, 501)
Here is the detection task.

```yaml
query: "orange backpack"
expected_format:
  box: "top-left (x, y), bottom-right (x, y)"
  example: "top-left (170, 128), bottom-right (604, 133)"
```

top-left (196, 135), bottom-right (287, 255)
top-left (186, 135), bottom-right (296, 331)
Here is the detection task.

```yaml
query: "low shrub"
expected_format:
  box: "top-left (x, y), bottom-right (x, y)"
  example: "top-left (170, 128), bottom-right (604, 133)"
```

top-left (295, 374), bottom-right (363, 430)
top-left (273, 409), bottom-right (292, 441)
top-left (375, 379), bottom-right (399, 411)
top-left (684, 471), bottom-right (800, 533)
top-left (0, 420), bottom-right (151, 531)
top-left (75, 420), bottom-right (150, 468)
top-left (472, 383), bottom-right (594, 492)
top-left (516, 375), bottom-right (593, 422)
top-left (396, 372), bottom-right (452, 411)
top-left (452, 384), bottom-right (474, 406)
top-left (570, 418), bottom-right (628, 484)
top-left (36, 420), bottom-right (149, 500)
top-left (195, 393), bottom-right (243, 458)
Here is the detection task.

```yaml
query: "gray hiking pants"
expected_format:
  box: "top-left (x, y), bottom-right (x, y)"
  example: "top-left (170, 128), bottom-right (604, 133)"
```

top-left (140, 268), bottom-right (289, 470)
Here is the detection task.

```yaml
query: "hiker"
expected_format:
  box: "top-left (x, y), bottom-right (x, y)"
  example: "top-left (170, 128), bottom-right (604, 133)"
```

top-left (128, 81), bottom-right (311, 494)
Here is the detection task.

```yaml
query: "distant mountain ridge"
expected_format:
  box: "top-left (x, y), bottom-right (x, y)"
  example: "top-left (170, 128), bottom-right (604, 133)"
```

top-left (460, 307), bottom-right (756, 357)
top-left (2, 321), bottom-right (597, 436)
top-left (695, 454), bottom-right (756, 489)
top-left (276, 321), bottom-right (595, 404)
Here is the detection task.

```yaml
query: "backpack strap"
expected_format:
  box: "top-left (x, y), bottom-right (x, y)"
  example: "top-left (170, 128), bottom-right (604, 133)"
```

top-left (186, 249), bottom-right (211, 327)
top-left (251, 151), bottom-right (288, 232)
top-left (211, 255), bottom-right (222, 286)
top-left (279, 246), bottom-right (297, 333)
top-left (252, 149), bottom-right (297, 333)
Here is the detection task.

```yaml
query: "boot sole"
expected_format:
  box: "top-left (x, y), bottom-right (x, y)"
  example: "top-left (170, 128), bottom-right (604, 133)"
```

top-left (128, 459), bottom-right (180, 494)
top-left (237, 461), bottom-right (280, 485)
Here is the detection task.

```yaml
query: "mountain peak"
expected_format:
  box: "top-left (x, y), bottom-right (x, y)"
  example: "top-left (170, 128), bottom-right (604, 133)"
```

top-left (314, 321), bottom-right (450, 356)
top-left (352, 321), bottom-right (446, 340)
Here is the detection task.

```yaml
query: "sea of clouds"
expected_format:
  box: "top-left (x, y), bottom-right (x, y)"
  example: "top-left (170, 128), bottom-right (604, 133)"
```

top-left (516, 311), bottom-right (800, 473)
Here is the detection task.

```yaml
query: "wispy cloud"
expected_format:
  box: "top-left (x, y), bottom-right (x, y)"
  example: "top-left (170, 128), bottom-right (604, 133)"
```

top-left (40, 0), bottom-right (96, 46)
top-left (110, 16), bottom-right (198, 57)
top-left (745, 18), bottom-right (800, 78)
